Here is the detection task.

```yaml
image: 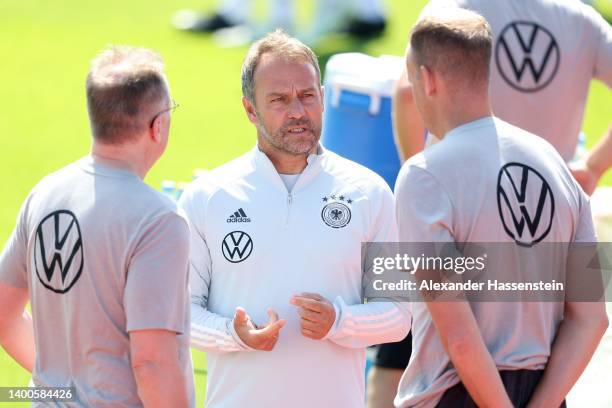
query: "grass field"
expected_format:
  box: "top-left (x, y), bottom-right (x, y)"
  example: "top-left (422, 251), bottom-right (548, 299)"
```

top-left (0, 0), bottom-right (610, 406)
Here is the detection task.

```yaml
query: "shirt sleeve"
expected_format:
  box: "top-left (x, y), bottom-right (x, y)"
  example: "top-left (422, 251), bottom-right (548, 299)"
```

top-left (178, 186), bottom-right (253, 354)
top-left (586, 3), bottom-right (612, 87)
top-left (124, 212), bottom-right (190, 334)
top-left (566, 186), bottom-right (601, 302)
top-left (395, 164), bottom-right (455, 243)
top-left (325, 182), bottom-right (411, 349)
top-left (574, 189), bottom-right (597, 243)
top-left (0, 198), bottom-right (30, 289)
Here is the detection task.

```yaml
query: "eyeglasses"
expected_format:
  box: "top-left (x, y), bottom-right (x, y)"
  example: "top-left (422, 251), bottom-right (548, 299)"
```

top-left (149, 99), bottom-right (179, 128)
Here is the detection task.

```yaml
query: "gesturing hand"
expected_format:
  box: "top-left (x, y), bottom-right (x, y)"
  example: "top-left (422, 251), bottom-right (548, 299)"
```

top-left (290, 293), bottom-right (336, 340)
top-left (233, 307), bottom-right (286, 351)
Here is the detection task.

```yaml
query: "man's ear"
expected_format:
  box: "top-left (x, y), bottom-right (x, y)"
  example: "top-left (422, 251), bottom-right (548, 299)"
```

top-left (242, 96), bottom-right (259, 125)
top-left (149, 117), bottom-right (163, 143)
top-left (320, 85), bottom-right (325, 113)
top-left (420, 65), bottom-right (436, 97)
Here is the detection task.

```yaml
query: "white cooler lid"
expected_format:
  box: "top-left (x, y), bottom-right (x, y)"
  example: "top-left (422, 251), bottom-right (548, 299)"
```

top-left (324, 53), bottom-right (405, 115)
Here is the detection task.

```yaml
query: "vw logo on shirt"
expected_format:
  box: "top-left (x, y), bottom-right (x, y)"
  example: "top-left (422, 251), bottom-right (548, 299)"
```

top-left (495, 21), bottom-right (560, 93)
top-left (497, 162), bottom-right (555, 246)
top-left (222, 231), bottom-right (253, 263)
top-left (34, 210), bottom-right (84, 294)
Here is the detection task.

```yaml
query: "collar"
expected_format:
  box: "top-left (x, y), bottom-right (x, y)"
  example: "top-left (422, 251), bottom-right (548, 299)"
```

top-left (251, 144), bottom-right (327, 193)
top-left (77, 155), bottom-right (140, 180)
top-left (444, 116), bottom-right (496, 141)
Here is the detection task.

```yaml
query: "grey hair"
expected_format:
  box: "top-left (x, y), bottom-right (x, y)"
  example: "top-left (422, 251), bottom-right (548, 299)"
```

top-left (241, 29), bottom-right (321, 104)
top-left (86, 45), bottom-right (169, 144)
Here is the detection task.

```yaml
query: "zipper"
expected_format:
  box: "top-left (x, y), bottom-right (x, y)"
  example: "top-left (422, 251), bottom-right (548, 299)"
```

top-left (285, 193), bottom-right (293, 226)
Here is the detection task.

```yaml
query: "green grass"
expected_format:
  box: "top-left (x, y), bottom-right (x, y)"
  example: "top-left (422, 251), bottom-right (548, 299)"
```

top-left (0, 0), bottom-right (610, 406)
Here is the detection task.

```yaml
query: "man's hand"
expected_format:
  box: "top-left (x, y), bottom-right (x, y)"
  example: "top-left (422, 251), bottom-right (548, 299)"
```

top-left (570, 162), bottom-right (598, 195)
top-left (570, 125), bottom-right (612, 196)
top-left (290, 293), bottom-right (336, 340)
top-left (233, 307), bottom-right (285, 351)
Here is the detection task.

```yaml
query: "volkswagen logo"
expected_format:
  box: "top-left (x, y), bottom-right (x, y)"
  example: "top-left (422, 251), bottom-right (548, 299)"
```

top-left (34, 210), bottom-right (84, 294)
top-left (495, 21), bottom-right (560, 92)
top-left (497, 163), bottom-right (555, 246)
top-left (222, 231), bottom-right (253, 263)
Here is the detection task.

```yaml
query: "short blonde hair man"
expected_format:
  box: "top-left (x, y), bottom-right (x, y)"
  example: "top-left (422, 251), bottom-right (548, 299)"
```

top-left (393, 9), bottom-right (607, 408)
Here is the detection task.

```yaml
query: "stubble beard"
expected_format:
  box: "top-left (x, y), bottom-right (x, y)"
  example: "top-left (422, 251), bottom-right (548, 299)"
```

top-left (256, 111), bottom-right (321, 156)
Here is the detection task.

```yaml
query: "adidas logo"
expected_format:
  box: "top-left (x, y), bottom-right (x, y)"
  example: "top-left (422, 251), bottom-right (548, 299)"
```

top-left (227, 208), bottom-right (251, 223)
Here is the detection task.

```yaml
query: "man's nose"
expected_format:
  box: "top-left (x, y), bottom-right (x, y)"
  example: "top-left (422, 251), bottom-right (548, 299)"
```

top-left (287, 97), bottom-right (306, 119)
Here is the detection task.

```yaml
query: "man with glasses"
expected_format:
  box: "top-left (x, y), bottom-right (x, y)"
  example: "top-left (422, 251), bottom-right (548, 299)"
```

top-left (0, 46), bottom-right (193, 407)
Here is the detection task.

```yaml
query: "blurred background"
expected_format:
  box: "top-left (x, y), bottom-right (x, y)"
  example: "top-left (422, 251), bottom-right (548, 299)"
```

top-left (0, 0), bottom-right (610, 406)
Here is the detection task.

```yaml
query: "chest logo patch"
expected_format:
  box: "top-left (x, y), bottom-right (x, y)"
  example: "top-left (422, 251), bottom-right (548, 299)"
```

top-left (227, 208), bottom-right (251, 223)
top-left (34, 210), bottom-right (84, 294)
top-left (321, 195), bottom-right (352, 228)
top-left (222, 231), bottom-right (253, 263)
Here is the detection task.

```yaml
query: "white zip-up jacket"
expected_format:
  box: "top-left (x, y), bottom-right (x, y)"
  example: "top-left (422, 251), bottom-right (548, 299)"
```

top-left (179, 146), bottom-right (410, 408)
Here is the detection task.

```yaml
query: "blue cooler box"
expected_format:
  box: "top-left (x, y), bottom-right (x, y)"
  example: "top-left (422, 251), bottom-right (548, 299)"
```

top-left (321, 53), bottom-right (405, 189)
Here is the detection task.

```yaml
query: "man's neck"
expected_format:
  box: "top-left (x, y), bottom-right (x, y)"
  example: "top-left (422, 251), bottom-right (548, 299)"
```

top-left (90, 141), bottom-right (148, 179)
top-left (435, 93), bottom-right (492, 138)
top-left (257, 137), bottom-right (317, 175)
